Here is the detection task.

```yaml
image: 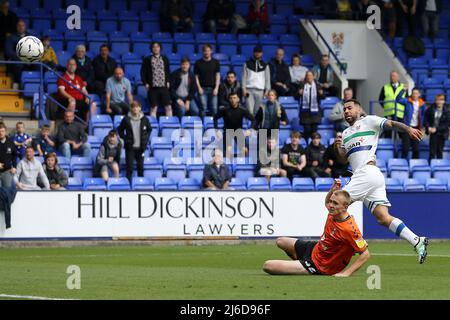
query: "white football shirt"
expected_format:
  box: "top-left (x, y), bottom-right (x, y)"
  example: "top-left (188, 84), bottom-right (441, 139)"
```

top-left (342, 115), bottom-right (387, 171)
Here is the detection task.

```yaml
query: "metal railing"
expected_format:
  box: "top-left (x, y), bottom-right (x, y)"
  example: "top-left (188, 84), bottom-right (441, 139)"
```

top-left (305, 18), bottom-right (347, 75)
top-left (0, 60), bottom-right (91, 125)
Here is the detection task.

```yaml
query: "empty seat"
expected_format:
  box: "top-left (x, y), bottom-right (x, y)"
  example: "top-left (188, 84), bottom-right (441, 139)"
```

top-left (83, 178), bottom-right (107, 190)
top-left (90, 115), bottom-right (113, 137)
top-left (70, 156), bottom-right (93, 180)
top-left (159, 116), bottom-right (181, 139)
top-left (431, 159), bottom-right (450, 172)
top-left (163, 158), bottom-right (186, 182)
top-left (107, 177), bottom-right (131, 190)
top-left (292, 177), bottom-right (315, 191)
top-left (247, 177), bottom-right (269, 191)
top-left (269, 177), bottom-right (291, 191)
top-left (178, 178), bottom-right (201, 190)
top-left (315, 177), bottom-right (334, 191)
top-left (385, 177), bottom-right (403, 191)
top-left (67, 177), bottom-right (83, 190)
top-left (409, 159), bottom-right (430, 173)
top-left (131, 177), bottom-right (154, 190)
top-left (425, 178), bottom-right (447, 191)
top-left (403, 178), bottom-right (425, 191)
top-left (154, 177), bottom-right (178, 191)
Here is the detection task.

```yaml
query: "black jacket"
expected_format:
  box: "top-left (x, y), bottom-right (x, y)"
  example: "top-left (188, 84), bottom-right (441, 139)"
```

top-left (269, 58), bottom-right (292, 86)
top-left (94, 136), bottom-right (123, 176)
top-left (204, 0), bottom-right (236, 21)
top-left (170, 68), bottom-right (196, 101)
top-left (161, 0), bottom-right (193, 19)
top-left (92, 55), bottom-right (118, 83)
top-left (218, 81), bottom-right (243, 108)
top-left (117, 113), bottom-right (152, 151)
top-left (141, 55), bottom-right (171, 88)
top-left (253, 101), bottom-right (288, 130)
top-left (0, 137), bottom-right (17, 172)
top-left (203, 163), bottom-right (232, 189)
top-left (0, 186), bottom-right (17, 229)
top-left (305, 143), bottom-right (327, 168)
top-left (72, 54), bottom-right (95, 85)
top-left (424, 104), bottom-right (450, 138)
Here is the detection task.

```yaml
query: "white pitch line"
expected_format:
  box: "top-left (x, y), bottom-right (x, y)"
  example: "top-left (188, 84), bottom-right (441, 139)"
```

top-left (372, 253), bottom-right (450, 258)
top-left (0, 294), bottom-right (76, 300)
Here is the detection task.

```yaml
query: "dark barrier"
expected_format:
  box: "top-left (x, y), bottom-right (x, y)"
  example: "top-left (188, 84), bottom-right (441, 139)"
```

top-left (363, 192), bottom-right (450, 239)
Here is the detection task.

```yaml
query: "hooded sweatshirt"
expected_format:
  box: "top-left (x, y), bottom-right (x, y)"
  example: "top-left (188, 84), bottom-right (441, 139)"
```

top-left (130, 111), bottom-right (144, 149)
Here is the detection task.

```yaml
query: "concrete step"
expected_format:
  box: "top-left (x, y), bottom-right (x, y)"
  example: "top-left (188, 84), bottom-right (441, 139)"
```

top-left (0, 95), bottom-right (26, 113)
top-left (0, 119), bottom-right (41, 136)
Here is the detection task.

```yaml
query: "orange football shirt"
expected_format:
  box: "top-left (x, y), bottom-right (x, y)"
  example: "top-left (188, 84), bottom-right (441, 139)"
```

top-left (311, 214), bottom-right (368, 275)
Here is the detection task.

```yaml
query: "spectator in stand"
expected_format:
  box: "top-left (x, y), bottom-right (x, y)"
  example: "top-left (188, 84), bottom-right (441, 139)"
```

top-left (41, 152), bottom-right (68, 190)
top-left (72, 45), bottom-right (96, 94)
top-left (258, 136), bottom-right (286, 181)
top-left (247, 0), bottom-right (270, 35)
top-left (92, 44), bottom-right (118, 96)
top-left (13, 121), bottom-right (32, 160)
top-left (280, 131), bottom-right (307, 180)
top-left (218, 70), bottom-right (243, 109)
top-left (297, 71), bottom-right (325, 141)
top-left (396, 87), bottom-right (426, 159)
top-left (382, 0), bottom-right (397, 39)
top-left (0, 0), bottom-right (18, 50)
top-left (311, 54), bottom-right (337, 97)
top-left (214, 92), bottom-right (254, 158)
top-left (14, 146), bottom-right (50, 190)
top-left (40, 36), bottom-right (59, 70)
top-left (4, 20), bottom-right (34, 87)
top-left (170, 57), bottom-right (199, 118)
top-left (35, 124), bottom-right (56, 157)
top-left (356, 0), bottom-right (377, 20)
top-left (329, 87), bottom-right (353, 132)
top-left (379, 71), bottom-right (407, 137)
top-left (203, 149), bottom-right (232, 190)
top-left (117, 101), bottom-right (152, 183)
top-left (324, 132), bottom-right (351, 178)
top-left (204, 0), bottom-right (238, 35)
top-left (105, 67), bottom-right (133, 117)
top-left (141, 41), bottom-right (172, 117)
top-left (57, 111), bottom-right (91, 159)
top-left (269, 48), bottom-right (292, 97)
top-left (336, 0), bottom-right (353, 20)
top-left (195, 44), bottom-right (221, 117)
top-left (242, 45), bottom-right (271, 116)
top-left (94, 130), bottom-right (122, 183)
top-left (289, 54), bottom-right (309, 95)
top-left (396, 0), bottom-right (418, 36)
top-left (57, 59), bottom-right (96, 122)
top-left (420, 0), bottom-right (442, 39)
top-left (0, 123), bottom-right (17, 188)
top-left (304, 132), bottom-right (330, 179)
top-left (161, 0), bottom-right (194, 34)
top-left (424, 94), bottom-right (450, 161)
top-left (253, 89), bottom-right (288, 131)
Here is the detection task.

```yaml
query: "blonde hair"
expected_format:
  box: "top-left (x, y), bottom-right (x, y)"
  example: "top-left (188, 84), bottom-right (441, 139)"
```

top-left (333, 190), bottom-right (352, 206)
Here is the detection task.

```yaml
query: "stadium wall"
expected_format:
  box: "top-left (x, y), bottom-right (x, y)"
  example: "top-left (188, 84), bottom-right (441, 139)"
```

top-left (0, 192), bottom-right (448, 240)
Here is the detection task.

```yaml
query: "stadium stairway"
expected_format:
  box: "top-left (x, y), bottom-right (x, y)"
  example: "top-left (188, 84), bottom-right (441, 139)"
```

top-left (0, 65), bottom-right (27, 118)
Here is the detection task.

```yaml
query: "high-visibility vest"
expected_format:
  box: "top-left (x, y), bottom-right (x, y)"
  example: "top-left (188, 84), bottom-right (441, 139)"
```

top-left (383, 83), bottom-right (405, 119)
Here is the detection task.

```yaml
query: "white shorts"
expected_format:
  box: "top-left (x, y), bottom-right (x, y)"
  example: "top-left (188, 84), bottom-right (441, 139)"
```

top-left (343, 164), bottom-right (391, 213)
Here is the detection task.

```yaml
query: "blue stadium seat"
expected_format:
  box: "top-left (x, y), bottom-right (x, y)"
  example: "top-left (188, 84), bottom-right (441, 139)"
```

top-left (70, 156), bottom-right (93, 178)
top-left (434, 171), bottom-right (450, 182)
top-left (143, 157), bottom-right (163, 184)
top-left (87, 0), bottom-right (105, 12)
top-left (315, 177), bottom-right (334, 191)
top-left (56, 156), bottom-right (70, 173)
top-left (292, 177), bottom-right (315, 191)
top-left (409, 159), bottom-right (430, 173)
top-left (385, 178), bottom-right (403, 191)
top-left (107, 177), bottom-right (131, 190)
top-left (124, 63), bottom-right (141, 81)
top-left (154, 177), bottom-right (178, 191)
top-left (131, 177), bottom-right (154, 190)
top-left (431, 159), bottom-right (450, 172)
top-left (269, 177), bottom-right (292, 191)
top-left (113, 115), bottom-right (125, 129)
top-left (178, 178), bottom-right (201, 191)
top-left (403, 178), bottom-right (425, 192)
top-left (408, 57), bottom-right (428, 69)
top-left (412, 171), bottom-right (431, 184)
top-left (163, 158), bottom-right (186, 183)
top-left (87, 135), bottom-right (102, 151)
top-left (83, 178), bottom-right (107, 191)
top-left (111, 41), bottom-right (131, 55)
top-left (247, 177), bottom-right (269, 191)
top-left (421, 77), bottom-right (442, 90)
top-left (425, 178), bottom-right (447, 191)
top-left (388, 158), bottom-right (409, 173)
top-left (150, 137), bottom-right (172, 163)
top-left (234, 158), bottom-right (255, 182)
top-left (429, 58), bottom-right (448, 70)
top-left (159, 116), bottom-right (181, 139)
top-left (227, 177), bottom-right (245, 190)
top-left (65, 177), bottom-right (83, 192)
top-left (186, 158), bottom-right (205, 181)
top-left (90, 115), bottom-right (113, 137)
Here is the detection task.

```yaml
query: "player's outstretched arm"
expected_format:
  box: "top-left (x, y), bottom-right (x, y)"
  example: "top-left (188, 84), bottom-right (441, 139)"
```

top-left (325, 179), bottom-right (342, 207)
top-left (384, 120), bottom-right (424, 141)
top-left (333, 249), bottom-right (370, 277)
top-left (333, 137), bottom-right (348, 165)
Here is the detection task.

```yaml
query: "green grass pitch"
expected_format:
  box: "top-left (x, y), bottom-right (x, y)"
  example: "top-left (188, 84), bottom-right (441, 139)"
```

top-left (0, 241), bottom-right (449, 300)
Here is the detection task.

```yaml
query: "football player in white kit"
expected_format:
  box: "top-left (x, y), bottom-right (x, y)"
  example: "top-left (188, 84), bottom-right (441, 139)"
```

top-left (334, 99), bottom-right (428, 264)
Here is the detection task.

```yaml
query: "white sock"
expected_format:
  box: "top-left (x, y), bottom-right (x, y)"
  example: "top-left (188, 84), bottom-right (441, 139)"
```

top-left (388, 218), bottom-right (419, 246)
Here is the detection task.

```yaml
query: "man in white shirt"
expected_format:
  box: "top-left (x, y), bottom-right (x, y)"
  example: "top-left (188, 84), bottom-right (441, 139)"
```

top-left (14, 146), bottom-right (50, 190)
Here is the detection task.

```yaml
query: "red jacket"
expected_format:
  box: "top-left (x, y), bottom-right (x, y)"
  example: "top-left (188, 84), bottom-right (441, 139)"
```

top-left (247, 1), bottom-right (269, 25)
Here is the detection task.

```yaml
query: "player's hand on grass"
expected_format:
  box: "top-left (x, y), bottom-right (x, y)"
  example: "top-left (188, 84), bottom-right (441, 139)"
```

top-left (408, 127), bottom-right (423, 141)
top-left (333, 272), bottom-right (349, 277)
